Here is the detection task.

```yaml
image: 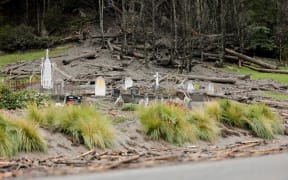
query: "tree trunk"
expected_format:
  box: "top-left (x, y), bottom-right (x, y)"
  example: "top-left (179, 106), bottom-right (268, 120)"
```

top-left (225, 48), bottom-right (278, 69)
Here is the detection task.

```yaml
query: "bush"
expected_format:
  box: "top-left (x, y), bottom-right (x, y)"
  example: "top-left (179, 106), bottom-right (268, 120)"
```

top-left (0, 84), bottom-right (49, 109)
top-left (0, 115), bottom-right (46, 158)
top-left (28, 105), bottom-right (116, 149)
top-left (137, 103), bottom-right (196, 145)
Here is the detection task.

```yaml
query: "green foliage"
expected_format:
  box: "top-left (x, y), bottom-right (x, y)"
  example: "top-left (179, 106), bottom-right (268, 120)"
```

top-left (0, 24), bottom-right (59, 52)
top-left (137, 103), bottom-right (196, 145)
top-left (0, 84), bottom-right (49, 109)
top-left (121, 104), bottom-right (138, 111)
top-left (187, 109), bottom-right (220, 142)
top-left (0, 115), bottom-right (46, 158)
top-left (27, 105), bottom-right (116, 149)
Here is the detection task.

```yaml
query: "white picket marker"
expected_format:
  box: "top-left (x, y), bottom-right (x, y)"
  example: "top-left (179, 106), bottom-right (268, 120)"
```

top-left (41, 49), bottom-right (53, 89)
top-left (95, 76), bottom-right (106, 96)
top-left (124, 77), bottom-right (133, 90)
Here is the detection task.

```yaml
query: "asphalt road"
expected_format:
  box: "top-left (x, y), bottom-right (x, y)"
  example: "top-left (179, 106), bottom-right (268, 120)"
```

top-left (39, 153), bottom-right (288, 180)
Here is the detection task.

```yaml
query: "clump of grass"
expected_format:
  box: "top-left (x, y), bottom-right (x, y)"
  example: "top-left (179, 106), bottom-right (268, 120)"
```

top-left (9, 119), bottom-right (47, 153)
top-left (218, 100), bottom-right (283, 139)
top-left (219, 100), bottom-right (247, 127)
top-left (0, 116), bottom-right (15, 157)
top-left (27, 105), bottom-right (116, 149)
top-left (114, 116), bottom-right (128, 124)
top-left (137, 103), bottom-right (196, 145)
top-left (0, 115), bottom-right (46, 158)
top-left (245, 103), bottom-right (283, 139)
top-left (187, 109), bottom-right (220, 142)
top-left (204, 101), bottom-right (221, 120)
top-left (121, 104), bottom-right (138, 111)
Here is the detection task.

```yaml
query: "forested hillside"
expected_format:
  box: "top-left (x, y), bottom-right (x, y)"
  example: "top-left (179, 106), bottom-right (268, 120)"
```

top-left (0, 0), bottom-right (287, 61)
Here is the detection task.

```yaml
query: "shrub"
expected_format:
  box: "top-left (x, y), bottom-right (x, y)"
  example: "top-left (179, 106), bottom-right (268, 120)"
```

top-left (137, 103), bottom-right (196, 145)
top-left (27, 105), bottom-right (116, 149)
top-left (187, 109), bottom-right (220, 142)
top-left (0, 84), bottom-right (49, 110)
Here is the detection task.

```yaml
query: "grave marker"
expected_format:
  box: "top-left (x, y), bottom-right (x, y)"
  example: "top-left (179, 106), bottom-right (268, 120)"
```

top-left (95, 76), bottom-right (106, 96)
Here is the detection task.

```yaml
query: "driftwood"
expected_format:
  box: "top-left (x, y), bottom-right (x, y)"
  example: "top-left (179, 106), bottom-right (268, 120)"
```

top-left (185, 75), bottom-right (236, 84)
top-left (111, 44), bottom-right (145, 59)
top-left (202, 52), bottom-right (239, 61)
top-left (225, 48), bottom-right (278, 69)
top-left (62, 52), bottom-right (96, 65)
top-left (243, 64), bottom-right (288, 74)
top-left (85, 63), bottom-right (124, 71)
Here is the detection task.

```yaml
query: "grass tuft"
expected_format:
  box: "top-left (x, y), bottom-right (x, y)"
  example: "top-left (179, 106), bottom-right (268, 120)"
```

top-left (121, 104), bottom-right (138, 111)
top-left (187, 109), bottom-right (220, 142)
top-left (27, 105), bottom-right (116, 149)
top-left (137, 103), bottom-right (196, 145)
top-left (0, 115), bottom-right (46, 157)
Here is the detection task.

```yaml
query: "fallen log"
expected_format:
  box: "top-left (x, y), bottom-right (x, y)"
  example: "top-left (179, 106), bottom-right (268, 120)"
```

top-left (185, 75), bottom-right (236, 84)
top-left (243, 64), bottom-right (288, 74)
top-left (202, 52), bottom-right (239, 61)
top-left (85, 63), bottom-right (124, 71)
top-left (225, 48), bottom-right (278, 69)
top-left (112, 44), bottom-right (145, 59)
top-left (62, 52), bottom-right (96, 65)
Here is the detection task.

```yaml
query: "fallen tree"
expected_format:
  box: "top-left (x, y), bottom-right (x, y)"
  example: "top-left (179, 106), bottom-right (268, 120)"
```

top-left (62, 52), bottom-right (96, 65)
top-left (225, 48), bottom-right (278, 69)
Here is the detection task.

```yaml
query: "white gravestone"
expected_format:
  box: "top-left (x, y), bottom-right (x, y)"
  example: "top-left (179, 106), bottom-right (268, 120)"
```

top-left (187, 81), bottom-right (194, 93)
top-left (207, 83), bottom-right (215, 94)
top-left (95, 76), bottom-right (106, 96)
top-left (41, 49), bottom-right (53, 89)
top-left (124, 77), bottom-right (133, 90)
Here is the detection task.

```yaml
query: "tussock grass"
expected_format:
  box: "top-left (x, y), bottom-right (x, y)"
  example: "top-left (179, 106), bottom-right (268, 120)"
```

top-left (204, 101), bottom-right (221, 120)
top-left (0, 115), bottom-right (46, 158)
top-left (137, 103), bottom-right (196, 145)
top-left (27, 105), bottom-right (116, 149)
top-left (9, 119), bottom-right (47, 153)
top-left (187, 109), bottom-right (220, 142)
top-left (218, 100), bottom-right (283, 139)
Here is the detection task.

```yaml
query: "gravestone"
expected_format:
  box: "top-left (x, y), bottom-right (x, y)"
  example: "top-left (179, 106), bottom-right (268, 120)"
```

top-left (124, 77), bottom-right (133, 90)
top-left (187, 81), bottom-right (194, 93)
top-left (207, 83), bottom-right (215, 94)
top-left (95, 76), bottom-right (106, 96)
top-left (41, 49), bottom-right (53, 89)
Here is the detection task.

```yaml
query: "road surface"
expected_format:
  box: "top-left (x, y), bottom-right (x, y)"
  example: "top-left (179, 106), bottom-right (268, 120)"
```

top-left (38, 153), bottom-right (288, 180)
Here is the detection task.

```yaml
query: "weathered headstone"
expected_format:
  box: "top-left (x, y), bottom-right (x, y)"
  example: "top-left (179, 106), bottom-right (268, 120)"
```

top-left (187, 81), bottom-right (194, 93)
top-left (95, 76), bottom-right (106, 96)
top-left (124, 77), bottom-right (133, 90)
top-left (111, 88), bottom-right (120, 98)
top-left (207, 83), bottom-right (214, 94)
top-left (41, 49), bottom-right (53, 89)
